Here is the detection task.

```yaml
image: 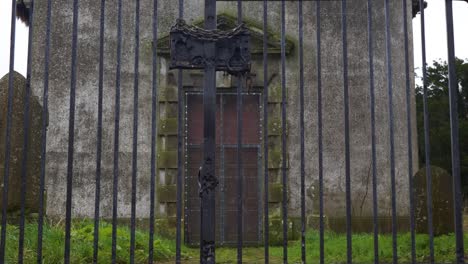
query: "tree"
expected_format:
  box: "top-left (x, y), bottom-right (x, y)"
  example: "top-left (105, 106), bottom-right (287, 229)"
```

top-left (416, 58), bottom-right (468, 198)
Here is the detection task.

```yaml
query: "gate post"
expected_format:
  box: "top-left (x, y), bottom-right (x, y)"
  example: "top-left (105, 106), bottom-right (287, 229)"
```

top-left (200, 0), bottom-right (217, 263)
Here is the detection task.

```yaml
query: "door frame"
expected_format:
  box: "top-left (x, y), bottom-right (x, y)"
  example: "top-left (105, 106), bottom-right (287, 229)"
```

top-left (183, 90), bottom-right (264, 246)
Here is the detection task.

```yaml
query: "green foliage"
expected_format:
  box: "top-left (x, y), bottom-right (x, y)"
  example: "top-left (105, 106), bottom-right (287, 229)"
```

top-left (2, 222), bottom-right (468, 263)
top-left (2, 220), bottom-right (176, 263)
top-left (268, 231), bottom-right (468, 263)
top-left (416, 58), bottom-right (468, 196)
top-left (5, 221), bottom-right (468, 264)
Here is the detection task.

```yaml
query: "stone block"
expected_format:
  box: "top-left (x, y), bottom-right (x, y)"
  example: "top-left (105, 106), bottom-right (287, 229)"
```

top-left (268, 118), bottom-right (282, 136)
top-left (268, 183), bottom-right (283, 202)
top-left (307, 214), bottom-right (329, 230)
top-left (268, 217), bottom-right (299, 246)
top-left (158, 118), bottom-right (178, 135)
top-left (159, 86), bottom-right (178, 102)
top-left (0, 72), bottom-right (43, 213)
top-left (267, 84), bottom-right (283, 103)
top-left (414, 166), bottom-right (454, 235)
top-left (268, 147), bottom-right (288, 169)
top-left (157, 151), bottom-right (177, 169)
top-left (157, 185), bottom-right (177, 203)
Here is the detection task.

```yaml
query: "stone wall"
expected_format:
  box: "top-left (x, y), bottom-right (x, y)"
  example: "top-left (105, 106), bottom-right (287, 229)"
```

top-left (29, 0), bottom-right (418, 232)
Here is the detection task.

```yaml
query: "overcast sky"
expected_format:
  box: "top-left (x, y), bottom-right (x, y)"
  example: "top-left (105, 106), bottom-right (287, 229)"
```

top-left (1, 0), bottom-right (467, 79)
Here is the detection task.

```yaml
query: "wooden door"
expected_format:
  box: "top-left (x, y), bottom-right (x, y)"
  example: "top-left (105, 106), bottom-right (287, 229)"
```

top-left (185, 92), bottom-right (261, 246)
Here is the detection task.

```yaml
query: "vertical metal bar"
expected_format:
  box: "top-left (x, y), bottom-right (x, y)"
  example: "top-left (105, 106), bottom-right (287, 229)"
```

top-left (148, 0), bottom-right (158, 262)
top-left (64, 0), bottom-right (79, 262)
top-left (0, 0), bottom-right (17, 261)
top-left (220, 96), bottom-right (225, 243)
top-left (419, 0), bottom-right (434, 262)
top-left (444, 1), bottom-right (465, 263)
top-left (93, 0), bottom-right (106, 263)
top-left (129, 0), bottom-right (140, 263)
top-left (315, 2), bottom-right (324, 263)
top-left (366, 0), bottom-right (378, 263)
top-left (341, 0), bottom-right (352, 262)
top-left (298, 0), bottom-right (306, 263)
top-left (37, 0), bottom-right (52, 262)
top-left (236, 1), bottom-right (244, 263)
top-left (383, 0), bottom-right (398, 263)
top-left (200, 1), bottom-right (217, 263)
top-left (176, 0), bottom-right (184, 262)
top-left (111, 0), bottom-right (123, 262)
top-left (18, 1), bottom-right (35, 263)
top-left (262, 1), bottom-right (269, 262)
top-left (280, 0), bottom-right (288, 262)
top-left (403, 0), bottom-right (416, 262)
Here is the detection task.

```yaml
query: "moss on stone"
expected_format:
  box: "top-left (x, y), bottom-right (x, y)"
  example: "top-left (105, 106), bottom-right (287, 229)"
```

top-left (157, 185), bottom-right (177, 203)
top-left (268, 118), bottom-right (282, 136)
top-left (166, 202), bottom-right (177, 217)
top-left (268, 85), bottom-right (283, 103)
top-left (268, 183), bottom-right (283, 202)
top-left (158, 118), bottom-right (178, 135)
top-left (159, 86), bottom-right (178, 102)
top-left (157, 151), bottom-right (178, 169)
top-left (165, 136), bottom-right (178, 150)
top-left (307, 214), bottom-right (329, 230)
top-left (155, 218), bottom-right (177, 239)
top-left (165, 103), bottom-right (179, 118)
top-left (268, 217), bottom-right (299, 245)
top-left (268, 148), bottom-right (281, 169)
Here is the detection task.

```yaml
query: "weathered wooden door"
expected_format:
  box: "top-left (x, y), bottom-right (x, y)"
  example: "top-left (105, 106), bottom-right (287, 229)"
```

top-left (185, 92), bottom-right (261, 246)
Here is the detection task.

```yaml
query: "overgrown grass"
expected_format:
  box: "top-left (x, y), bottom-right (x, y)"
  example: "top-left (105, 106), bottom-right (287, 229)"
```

top-left (2, 220), bottom-right (178, 263)
top-left (2, 221), bottom-right (467, 263)
top-left (269, 231), bottom-right (468, 263)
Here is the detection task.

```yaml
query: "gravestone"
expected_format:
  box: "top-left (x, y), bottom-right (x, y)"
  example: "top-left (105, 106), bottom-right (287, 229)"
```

top-left (0, 72), bottom-right (43, 214)
top-left (414, 165), bottom-right (454, 235)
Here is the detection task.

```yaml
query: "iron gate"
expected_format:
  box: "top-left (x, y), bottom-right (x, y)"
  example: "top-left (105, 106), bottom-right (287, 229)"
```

top-left (0, 0), bottom-right (466, 263)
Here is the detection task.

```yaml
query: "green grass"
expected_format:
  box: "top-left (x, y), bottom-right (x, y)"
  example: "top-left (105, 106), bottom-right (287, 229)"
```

top-left (2, 220), bottom-right (177, 263)
top-left (268, 232), bottom-right (468, 264)
top-left (2, 221), bottom-right (468, 263)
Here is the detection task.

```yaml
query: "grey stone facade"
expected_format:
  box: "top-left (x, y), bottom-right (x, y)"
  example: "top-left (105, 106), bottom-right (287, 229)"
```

top-left (28, 0), bottom-right (418, 232)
